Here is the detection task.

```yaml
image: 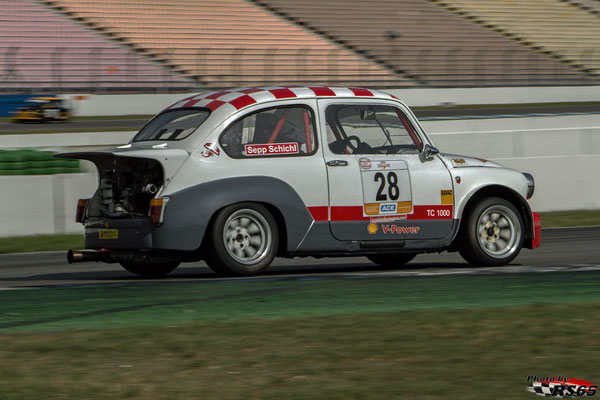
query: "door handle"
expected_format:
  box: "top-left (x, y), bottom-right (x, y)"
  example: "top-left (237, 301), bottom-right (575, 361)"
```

top-left (326, 160), bottom-right (348, 167)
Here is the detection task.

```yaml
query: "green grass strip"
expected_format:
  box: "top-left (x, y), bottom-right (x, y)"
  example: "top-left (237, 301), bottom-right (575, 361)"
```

top-left (0, 234), bottom-right (83, 254)
top-left (1, 271), bottom-right (599, 333)
top-left (540, 210), bottom-right (600, 228)
top-left (0, 274), bottom-right (598, 399)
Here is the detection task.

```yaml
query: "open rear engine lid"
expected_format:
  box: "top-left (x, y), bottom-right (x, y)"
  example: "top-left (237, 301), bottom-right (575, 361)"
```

top-left (56, 147), bottom-right (189, 182)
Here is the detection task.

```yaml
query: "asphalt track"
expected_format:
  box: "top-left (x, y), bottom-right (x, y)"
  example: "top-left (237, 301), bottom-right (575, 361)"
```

top-left (2, 103), bottom-right (599, 133)
top-left (0, 226), bottom-right (598, 289)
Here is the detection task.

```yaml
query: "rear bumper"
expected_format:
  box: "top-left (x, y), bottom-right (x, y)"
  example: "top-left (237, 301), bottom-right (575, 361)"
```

top-left (84, 218), bottom-right (153, 249)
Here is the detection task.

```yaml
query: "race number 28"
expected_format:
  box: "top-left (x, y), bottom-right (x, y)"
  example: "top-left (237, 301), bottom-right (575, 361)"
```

top-left (374, 172), bottom-right (399, 201)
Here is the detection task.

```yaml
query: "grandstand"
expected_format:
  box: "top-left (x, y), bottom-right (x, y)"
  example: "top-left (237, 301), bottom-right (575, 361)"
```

top-left (431, 0), bottom-right (600, 77)
top-left (250, 0), bottom-right (594, 86)
top-left (0, 0), bottom-right (598, 92)
top-left (0, 0), bottom-right (192, 91)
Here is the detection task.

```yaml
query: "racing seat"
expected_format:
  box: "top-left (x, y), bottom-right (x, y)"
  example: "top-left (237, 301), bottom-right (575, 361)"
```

top-left (329, 139), bottom-right (347, 154)
top-left (252, 113), bottom-right (277, 144)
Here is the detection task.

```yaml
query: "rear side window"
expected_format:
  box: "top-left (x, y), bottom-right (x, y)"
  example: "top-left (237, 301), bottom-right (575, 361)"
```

top-left (220, 106), bottom-right (317, 158)
top-left (133, 109), bottom-right (210, 142)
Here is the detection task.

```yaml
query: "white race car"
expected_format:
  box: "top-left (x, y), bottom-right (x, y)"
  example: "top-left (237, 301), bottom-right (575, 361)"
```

top-left (60, 86), bottom-right (541, 277)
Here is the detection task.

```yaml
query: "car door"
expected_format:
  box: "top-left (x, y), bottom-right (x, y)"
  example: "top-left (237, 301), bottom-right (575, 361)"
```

top-left (318, 98), bottom-right (455, 241)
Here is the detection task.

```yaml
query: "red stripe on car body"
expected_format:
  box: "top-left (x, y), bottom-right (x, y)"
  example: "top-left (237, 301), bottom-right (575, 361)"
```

top-left (229, 95), bottom-right (257, 110)
top-left (269, 88), bottom-right (297, 99)
top-left (239, 88), bottom-right (263, 94)
top-left (316, 205), bottom-right (453, 222)
top-left (349, 88), bottom-right (374, 97)
top-left (206, 90), bottom-right (230, 100)
top-left (205, 100), bottom-right (226, 111)
top-left (307, 206), bottom-right (329, 221)
top-left (309, 87), bottom-right (336, 96)
top-left (182, 99), bottom-right (201, 107)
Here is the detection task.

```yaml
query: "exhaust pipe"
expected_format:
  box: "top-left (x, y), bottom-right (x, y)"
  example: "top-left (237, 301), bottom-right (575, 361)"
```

top-left (67, 249), bottom-right (178, 265)
top-left (67, 250), bottom-right (116, 264)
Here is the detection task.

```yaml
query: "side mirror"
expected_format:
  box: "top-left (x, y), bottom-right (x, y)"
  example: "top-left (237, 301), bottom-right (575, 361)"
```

top-left (422, 144), bottom-right (440, 160)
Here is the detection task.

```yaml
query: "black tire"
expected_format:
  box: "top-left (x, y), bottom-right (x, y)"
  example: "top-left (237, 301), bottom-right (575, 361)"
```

top-left (204, 203), bottom-right (279, 276)
top-left (367, 253), bottom-right (417, 268)
top-left (457, 197), bottom-right (524, 266)
top-left (120, 261), bottom-right (180, 278)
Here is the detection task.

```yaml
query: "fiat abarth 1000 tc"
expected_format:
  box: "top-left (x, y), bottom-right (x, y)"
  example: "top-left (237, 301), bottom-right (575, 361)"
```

top-left (60, 86), bottom-right (541, 277)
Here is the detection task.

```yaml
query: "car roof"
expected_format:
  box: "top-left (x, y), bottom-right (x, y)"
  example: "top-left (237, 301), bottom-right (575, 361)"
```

top-left (164, 86), bottom-right (399, 114)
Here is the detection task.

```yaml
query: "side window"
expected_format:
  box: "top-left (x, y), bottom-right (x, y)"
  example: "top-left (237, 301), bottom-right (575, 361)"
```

top-left (220, 106), bottom-right (317, 158)
top-left (325, 104), bottom-right (423, 155)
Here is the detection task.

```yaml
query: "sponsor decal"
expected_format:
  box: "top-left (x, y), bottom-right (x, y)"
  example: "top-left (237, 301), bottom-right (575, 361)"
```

top-left (367, 223), bottom-right (378, 234)
top-left (381, 225), bottom-right (420, 234)
top-left (379, 203), bottom-right (397, 214)
top-left (201, 142), bottom-right (221, 158)
top-left (455, 176), bottom-right (461, 184)
top-left (526, 376), bottom-right (597, 397)
top-left (370, 215), bottom-right (407, 223)
top-left (364, 201), bottom-right (412, 216)
top-left (377, 161), bottom-right (390, 170)
top-left (441, 190), bottom-right (453, 205)
top-left (244, 142), bottom-right (299, 156)
top-left (452, 158), bottom-right (466, 164)
top-left (359, 157), bottom-right (372, 170)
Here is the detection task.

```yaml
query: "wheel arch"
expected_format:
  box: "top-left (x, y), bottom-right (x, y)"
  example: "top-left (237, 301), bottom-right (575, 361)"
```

top-left (453, 184), bottom-right (534, 247)
top-left (155, 176), bottom-right (311, 252)
top-left (201, 200), bottom-right (289, 257)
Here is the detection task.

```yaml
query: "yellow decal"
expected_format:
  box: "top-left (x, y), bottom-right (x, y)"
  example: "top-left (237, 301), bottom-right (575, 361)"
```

top-left (364, 201), bottom-right (413, 216)
top-left (364, 203), bottom-right (380, 216)
top-left (441, 190), bottom-right (454, 205)
top-left (367, 223), bottom-right (378, 234)
top-left (99, 229), bottom-right (118, 239)
top-left (396, 201), bottom-right (413, 214)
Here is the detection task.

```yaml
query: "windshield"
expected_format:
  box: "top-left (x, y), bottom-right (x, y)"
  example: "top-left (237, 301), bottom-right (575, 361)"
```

top-left (133, 109), bottom-right (210, 142)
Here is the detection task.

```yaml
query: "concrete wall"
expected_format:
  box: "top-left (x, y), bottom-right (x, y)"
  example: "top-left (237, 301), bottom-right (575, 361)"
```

top-left (421, 114), bottom-right (600, 213)
top-left (0, 174), bottom-right (96, 237)
top-left (1, 114), bottom-right (598, 237)
top-left (63, 86), bottom-right (600, 116)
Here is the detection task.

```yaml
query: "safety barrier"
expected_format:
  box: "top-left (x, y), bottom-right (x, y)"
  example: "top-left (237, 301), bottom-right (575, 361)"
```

top-left (0, 149), bottom-right (79, 175)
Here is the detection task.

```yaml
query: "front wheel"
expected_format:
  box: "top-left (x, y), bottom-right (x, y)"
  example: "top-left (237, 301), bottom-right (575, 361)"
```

top-left (204, 203), bottom-right (279, 276)
top-left (458, 197), bottom-right (524, 266)
top-left (367, 253), bottom-right (417, 268)
top-left (120, 261), bottom-right (180, 278)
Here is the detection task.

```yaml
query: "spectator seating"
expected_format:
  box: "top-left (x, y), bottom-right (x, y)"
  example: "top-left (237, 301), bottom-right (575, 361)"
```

top-left (0, 0), bottom-right (192, 91)
top-left (251, 0), bottom-right (593, 86)
top-left (431, 0), bottom-right (600, 78)
top-left (41, 0), bottom-right (408, 87)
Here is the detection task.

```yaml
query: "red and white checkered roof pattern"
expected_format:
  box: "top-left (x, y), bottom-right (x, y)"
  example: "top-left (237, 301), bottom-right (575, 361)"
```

top-left (165, 86), bottom-right (398, 113)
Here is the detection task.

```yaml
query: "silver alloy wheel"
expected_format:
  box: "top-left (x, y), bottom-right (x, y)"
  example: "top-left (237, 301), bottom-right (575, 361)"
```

top-left (222, 209), bottom-right (272, 265)
top-left (476, 205), bottom-right (521, 259)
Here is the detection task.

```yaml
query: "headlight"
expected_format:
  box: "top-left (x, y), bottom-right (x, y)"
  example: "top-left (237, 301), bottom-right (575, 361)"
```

top-left (523, 173), bottom-right (535, 199)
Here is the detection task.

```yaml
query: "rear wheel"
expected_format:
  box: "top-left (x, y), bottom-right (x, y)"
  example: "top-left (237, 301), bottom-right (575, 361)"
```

top-left (204, 203), bottom-right (279, 276)
top-left (458, 197), bottom-right (524, 266)
top-left (120, 261), bottom-right (180, 278)
top-left (367, 253), bottom-right (417, 268)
